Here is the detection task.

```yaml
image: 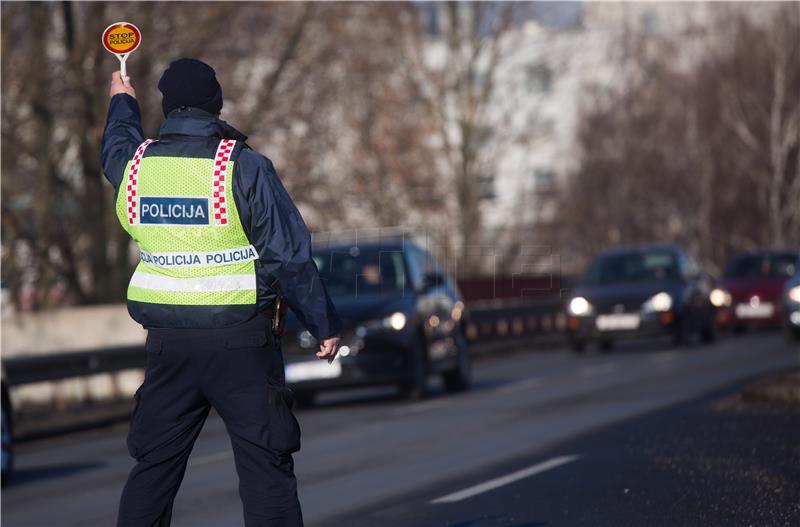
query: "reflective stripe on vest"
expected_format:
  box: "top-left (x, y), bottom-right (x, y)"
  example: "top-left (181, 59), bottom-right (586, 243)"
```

top-left (126, 139), bottom-right (156, 225)
top-left (212, 139), bottom-right (235, 226)
top-left (129, 271), bottom-right (256, 293)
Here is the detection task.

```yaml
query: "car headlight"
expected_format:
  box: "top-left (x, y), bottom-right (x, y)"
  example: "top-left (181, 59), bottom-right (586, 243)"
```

top-left (363, 312), bottom-right (407, 332)
top-left (789, 286), bottom-right (800, 304)
top-left (710, 288), bottom-right (732, 307)
top-left (386, 312), bottom-right (407, 330)
top-left (642, 292), bottom-right (672, 313)
top-left (568, 297), bottom-right (593, 316)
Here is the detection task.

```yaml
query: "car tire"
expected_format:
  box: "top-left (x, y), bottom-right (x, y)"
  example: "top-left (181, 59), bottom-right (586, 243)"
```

top-left (599, 339), bottom-right (614, 352)
top-left (570, 339), bottom-right (587, 353)
top-left (700, 318), bottom-right (716, 344)
top-left (672, 316), bottom-right (691, 347)
top-left (1, 394), bottom-right (13, 486)
top-left (784, 324), bottom-right (800, 344)
top-left (399, 335), bottom-right (429, 401)
top-left (443, 337), bottom-right (471, 393)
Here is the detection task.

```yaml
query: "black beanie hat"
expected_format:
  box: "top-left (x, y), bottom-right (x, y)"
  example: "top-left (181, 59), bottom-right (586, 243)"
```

top-left (158, 58), bottom-right (223, 117)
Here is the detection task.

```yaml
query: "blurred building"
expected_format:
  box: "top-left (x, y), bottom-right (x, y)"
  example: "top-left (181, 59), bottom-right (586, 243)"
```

top-left (440, 2), bottom-right (778, 274)
top-left (474, 12), bottom-right (615, 273)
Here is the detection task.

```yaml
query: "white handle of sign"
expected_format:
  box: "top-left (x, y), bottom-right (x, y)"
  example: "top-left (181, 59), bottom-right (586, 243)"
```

top-left (117, 54), bottom-right (128, 78)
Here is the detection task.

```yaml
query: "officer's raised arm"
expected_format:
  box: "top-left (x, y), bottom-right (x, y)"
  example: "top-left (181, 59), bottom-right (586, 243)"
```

top-left (102, 72), bottom-right (144, 190)
top-left (235, 150), bottom-right (342, 356)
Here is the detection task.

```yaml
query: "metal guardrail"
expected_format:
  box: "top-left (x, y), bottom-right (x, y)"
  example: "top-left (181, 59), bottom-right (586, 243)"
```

top-left (465, 298), bottom-right (567, 341)
top-left (4, 346), bottom-right (146, 387)
top-left (3, 299), bottom-right (566, 387)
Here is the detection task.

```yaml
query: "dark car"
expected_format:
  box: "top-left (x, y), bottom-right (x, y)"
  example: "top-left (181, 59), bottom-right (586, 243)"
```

top-left (281, 238), bottom-right (471, 405)
top-left (783, 271), bottom-right (800, 342)
top-left (566, 245), bottom-right (716, 351)
top-left (1, 375), bottom-right (12, 485)
top-left (711, 250), bottom-right (800, 331)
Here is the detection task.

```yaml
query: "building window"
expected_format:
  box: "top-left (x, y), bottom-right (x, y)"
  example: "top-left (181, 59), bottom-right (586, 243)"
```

top-left (478, 175), bottom-right (496, 201)
top-left (640, 11), bottom-right (658, 34)
top-left (533, 169), bottom-right (556, 192)
top-left (530, 116), bottom-right (556, 139)
top-left (526, 63), bottom-right (553, 93)
top-left (423, 3), bottom-right (440, 35)
top-left (471, 70), bottom-right (485, 89)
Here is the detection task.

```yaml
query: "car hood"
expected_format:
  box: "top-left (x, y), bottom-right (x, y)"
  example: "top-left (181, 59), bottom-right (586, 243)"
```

top-left (572, 281), bottom-right (683, 309)
top-left (718, 277), bottom-right (787, 301)
top-left (286, 294), bottom-right (413, 331)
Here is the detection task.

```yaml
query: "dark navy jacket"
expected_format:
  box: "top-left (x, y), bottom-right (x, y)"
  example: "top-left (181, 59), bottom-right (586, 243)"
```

top-left (102, 94), bottom-right (341, 339)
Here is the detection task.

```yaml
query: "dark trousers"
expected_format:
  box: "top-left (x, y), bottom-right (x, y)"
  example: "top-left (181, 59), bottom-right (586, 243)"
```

top-left (117, 318), bottom-right (303, 527)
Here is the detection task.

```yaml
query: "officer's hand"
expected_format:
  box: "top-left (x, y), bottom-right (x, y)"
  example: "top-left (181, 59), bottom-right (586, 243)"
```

top-left (316, 336), bottom-right (340, 364)
top-left (110, 71), bottom-right (136, 99)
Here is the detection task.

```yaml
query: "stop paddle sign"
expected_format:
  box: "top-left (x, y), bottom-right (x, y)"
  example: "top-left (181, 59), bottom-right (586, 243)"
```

top-left (102, 22), bottom-right (141, 78)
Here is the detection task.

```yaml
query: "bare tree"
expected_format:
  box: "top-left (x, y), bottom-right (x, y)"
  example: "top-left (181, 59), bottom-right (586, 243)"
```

top-left (407, 2), bottom-right (517, 275)
top-left (1, 1), bottom-right (443, 311)
top-left (556, 4), bottom-right (800, 274)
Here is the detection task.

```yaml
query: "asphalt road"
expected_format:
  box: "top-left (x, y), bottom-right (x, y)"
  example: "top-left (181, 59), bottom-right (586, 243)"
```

top-left (3, 333), bottom-right (798, 527)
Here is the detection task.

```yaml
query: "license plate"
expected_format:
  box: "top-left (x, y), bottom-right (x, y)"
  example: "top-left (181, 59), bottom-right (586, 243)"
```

top-left (285, 360), bottom-right (342, 383)
top-left (735, 303), bottom-right (774, 319)
top-left (596, 314), bottom-right (641, 331)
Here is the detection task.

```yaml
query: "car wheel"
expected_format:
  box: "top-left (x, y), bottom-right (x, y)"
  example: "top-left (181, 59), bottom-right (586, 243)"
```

top-left (442, 337), bottom-right (471, 393)
top-left (1, 397), bottom-right (13, 486)
top-left (599, 339), bottom-right (614, 352)
top-left (700, 317), bottom-right (716, 344)
top-left (784, 324), bottom-right (800, 344)
top-left (672, 316), bottom-right (691, 347)
top-left (399, 335), bottom-right (429, 400)
top-left (570, 338), bottom-right (587, 353)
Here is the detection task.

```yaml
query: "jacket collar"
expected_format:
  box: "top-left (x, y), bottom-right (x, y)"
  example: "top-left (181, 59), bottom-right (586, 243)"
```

top-left (159, 107), bottom-right (248, 142)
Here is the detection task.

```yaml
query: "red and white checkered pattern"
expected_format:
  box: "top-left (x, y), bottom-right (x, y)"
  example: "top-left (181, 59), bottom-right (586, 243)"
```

top-left (212, 139), bottom-right (236, 226)
top-left (126, 139), bottom-right (156, 225)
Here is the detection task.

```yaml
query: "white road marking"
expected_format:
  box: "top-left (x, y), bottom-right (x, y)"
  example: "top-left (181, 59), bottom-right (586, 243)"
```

top-left (498, 377), bottom-right (543, 394)
top-left (579, 363), bottom-right (618, 378)
top-left (189, 450), bottom-right (233, 467)
top-left (393, 399), bottom-right (449, 416)
top-left (431, 455), bottom-right (581, 504)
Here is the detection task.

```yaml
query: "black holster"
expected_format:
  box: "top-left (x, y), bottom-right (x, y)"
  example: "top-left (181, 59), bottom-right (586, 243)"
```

top-left (271, 296), bottom-right (287, 337)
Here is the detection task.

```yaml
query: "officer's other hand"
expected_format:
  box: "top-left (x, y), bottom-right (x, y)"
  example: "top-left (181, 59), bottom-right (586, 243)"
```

top-left (110, 71), bottom-right (136, 99)
top-left (316, 336), bottom-right (340, 364)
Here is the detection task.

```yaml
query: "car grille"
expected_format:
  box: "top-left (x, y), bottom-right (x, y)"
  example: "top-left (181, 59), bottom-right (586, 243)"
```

top-left (592, 300), bottom-right (644, 314)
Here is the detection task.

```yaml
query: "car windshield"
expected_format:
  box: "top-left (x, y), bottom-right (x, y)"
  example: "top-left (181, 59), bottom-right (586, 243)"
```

top-left (584, 250), bottom-right (680, 285)
top-left (312, 246), bottom-right (407, 297)
top-left (723, 253), bottom-right (798, 279)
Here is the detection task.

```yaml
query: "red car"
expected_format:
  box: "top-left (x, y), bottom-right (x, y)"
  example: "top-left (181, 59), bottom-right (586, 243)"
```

top-left (712, 250), bottom-right (800, 331)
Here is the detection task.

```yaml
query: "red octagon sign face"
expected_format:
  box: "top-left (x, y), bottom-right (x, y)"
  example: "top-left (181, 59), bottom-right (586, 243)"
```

top-left (102, 22), bottom-right (141, 55)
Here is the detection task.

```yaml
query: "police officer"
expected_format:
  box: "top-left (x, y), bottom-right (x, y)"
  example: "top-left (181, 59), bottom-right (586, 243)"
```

top-left (102, 58), bottom-right (342, 527)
